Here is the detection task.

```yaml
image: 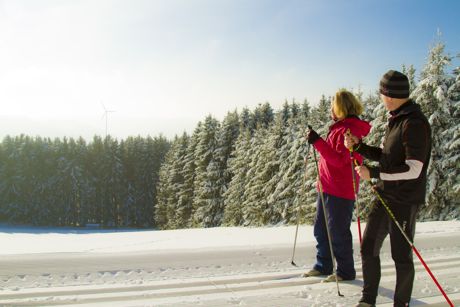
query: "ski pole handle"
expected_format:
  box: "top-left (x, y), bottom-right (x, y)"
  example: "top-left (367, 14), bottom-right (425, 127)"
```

top-left (345, 128), bottom-right (358, 153)
top-left (345, 129), bottom-right (362, 166)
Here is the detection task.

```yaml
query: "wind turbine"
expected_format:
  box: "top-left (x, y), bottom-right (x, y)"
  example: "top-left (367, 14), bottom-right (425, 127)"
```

top-left (101, 102), bottom-right (116, 138)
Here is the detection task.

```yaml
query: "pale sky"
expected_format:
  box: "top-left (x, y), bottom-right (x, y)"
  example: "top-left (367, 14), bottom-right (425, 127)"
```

top-left (0, 0), bottom-right (459, 140)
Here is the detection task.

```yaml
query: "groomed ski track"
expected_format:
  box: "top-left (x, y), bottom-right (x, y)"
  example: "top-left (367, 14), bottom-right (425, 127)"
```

top-left (0, 231), bottom-right (459, 306)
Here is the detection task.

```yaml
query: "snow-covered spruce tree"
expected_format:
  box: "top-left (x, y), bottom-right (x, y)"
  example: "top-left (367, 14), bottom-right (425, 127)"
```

top-left (247, 102), bottom-right (292, 225)
top-left (188, 112), bottom-right (239, 228)
top-left (33, 137), bottom-right (59, 225)
top-left (222, 128), bottom-right (251, 226)
top-left (20, 136), bottom-right (59, 225)
top-left (266, 107), bottom-right (296, 225)
top-left (85, 136), bottom-right (124, 227)
top-left (0, 136), bottom-right (18, 223)
top-left (191, 116), bottom-right (221, 227)
top-left (241, 127), bottom-right (271, 226)
top-left (297, 99), bottom-right (318, 224)
top-left (174, 123), bottom-right (202, 229)
top-left (254, 113), bottom-right (286, 225)
top-left (268, 101), bottom-right (314, 225)
top-left (84, 136), bottom-right (104, 224)
top-left (19, 137), bottom-right (43, 225)
top-left (234, 103), bottom-right (274, 226)
top-left (361, 91), bottom-right (383, 128)
top-left (120, 135), bottom-right (169, 228)
top-left (306, 95), bottom-right (333, 175)
top-left (402, 64), bottom-right (417, 93)
top-left (280, 101), bottom-right (291, 124)
top-left (15, 137), bottom-right (53, 225)
top-left (239, 107), bottom-right (253, 133)
top-left (252, 102), bottom-right (275, 130)
top-left (54, 137), bottom-right (86, 226)
top-left (206, 111), bottom-right (240, 226)
top-left (309, 94), bottom-right (331, 136)
top-left (161, 133), bottom-right (189, 229)
top-left (147, 135), bottom-right (171, 227)
top-left (412, 41), bottom-right (455, 220)
top-left (0, 136), bottom-right (37, 224)
top-left (163, 134), bottom-right (189, 229)
top-left (119, 138), bottom-right (136, 226)
top-left (155, 137), bottom-right (179, 229)
top-left (154, 134), bottom-right (188, 229)
top-left (99, 136), bottom-right (125, 227)
top-left (73, 137), bottom-right (92, 226)
top-left (440, 64), bottom-right (460, 218)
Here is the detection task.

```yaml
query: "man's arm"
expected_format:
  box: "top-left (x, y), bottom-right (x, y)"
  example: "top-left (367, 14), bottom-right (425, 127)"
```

top-left (354, 141), bottom-right (383, 162)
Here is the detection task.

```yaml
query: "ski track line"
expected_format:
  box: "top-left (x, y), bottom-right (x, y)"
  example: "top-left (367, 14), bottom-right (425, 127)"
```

top-left (1, 253), bottom-right (459, 292)
top-left (0, 256), bottom-right (459, 306)
top-left (1, 255), bottom-right (460, 298)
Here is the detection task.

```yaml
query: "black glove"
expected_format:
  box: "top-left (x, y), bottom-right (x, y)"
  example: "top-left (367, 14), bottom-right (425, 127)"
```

top-left (306, 126), bottom-right (320, 144)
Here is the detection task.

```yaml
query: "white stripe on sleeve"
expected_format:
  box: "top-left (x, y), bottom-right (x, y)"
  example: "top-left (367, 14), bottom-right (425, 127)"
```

top-left (380, 160), bottom-right (424, 181)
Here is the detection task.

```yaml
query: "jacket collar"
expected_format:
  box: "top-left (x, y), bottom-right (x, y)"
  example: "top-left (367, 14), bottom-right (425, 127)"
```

top-left (389, 99), bottom-right (419, 119)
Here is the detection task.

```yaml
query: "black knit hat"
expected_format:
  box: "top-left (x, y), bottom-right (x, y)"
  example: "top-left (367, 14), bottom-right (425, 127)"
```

top-left (379, 70), bottom-right (410, 99)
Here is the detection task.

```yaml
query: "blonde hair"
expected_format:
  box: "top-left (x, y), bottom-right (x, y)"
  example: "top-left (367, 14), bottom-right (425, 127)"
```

top-left (332, 90), bottom-right (364, 120)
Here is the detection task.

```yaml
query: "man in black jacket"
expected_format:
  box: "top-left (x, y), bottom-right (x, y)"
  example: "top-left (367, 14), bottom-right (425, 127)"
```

top-left (345, 70), bottom-right (432, 307)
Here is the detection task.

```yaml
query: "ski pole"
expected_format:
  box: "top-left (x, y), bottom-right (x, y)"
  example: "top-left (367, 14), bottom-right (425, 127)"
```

top-left (312, 146), bottom-right (343, 297)
top-left (291, 205), bottom-right (301, 267)
top-left (345, 129), bottom-right (362, 244)
top-left (291, 145), bottom-right (310, 266)
top-left (371, 186), bottom-right (454, 307)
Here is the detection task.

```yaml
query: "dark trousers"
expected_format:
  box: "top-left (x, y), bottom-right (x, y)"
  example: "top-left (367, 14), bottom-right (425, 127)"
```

top-left (313, 193), bottom-right (356, 280)
top-left (360, 199), bottom-right (418, 307)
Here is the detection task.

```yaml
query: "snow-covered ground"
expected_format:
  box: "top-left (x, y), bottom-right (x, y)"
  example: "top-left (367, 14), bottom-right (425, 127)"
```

top-left (1, 221), bottom-right (459, 306)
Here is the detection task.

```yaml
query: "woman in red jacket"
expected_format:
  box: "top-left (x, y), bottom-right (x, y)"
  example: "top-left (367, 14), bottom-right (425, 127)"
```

top-left (303, 90), bottom-right (371, 282)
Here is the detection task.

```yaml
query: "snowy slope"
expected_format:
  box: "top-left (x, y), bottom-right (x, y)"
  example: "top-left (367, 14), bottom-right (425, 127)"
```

top-left (0, 221), bottom-right (459, 306)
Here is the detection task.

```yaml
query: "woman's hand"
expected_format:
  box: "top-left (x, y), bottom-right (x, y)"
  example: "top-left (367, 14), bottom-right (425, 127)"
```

top-left (306, 128), bottom-right (320, 144)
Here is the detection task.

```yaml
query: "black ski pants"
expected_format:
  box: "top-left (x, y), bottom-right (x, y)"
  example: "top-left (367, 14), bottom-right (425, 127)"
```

top-left (360, 198), bottom-right (418, 307)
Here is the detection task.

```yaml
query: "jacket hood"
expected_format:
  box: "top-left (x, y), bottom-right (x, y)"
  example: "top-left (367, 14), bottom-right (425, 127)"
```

top-left (331, 116), bottom-right (371, 139)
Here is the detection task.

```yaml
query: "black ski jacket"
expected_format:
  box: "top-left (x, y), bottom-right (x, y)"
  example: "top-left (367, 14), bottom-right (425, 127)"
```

top-left (356, 100), bottom-right (432, 206)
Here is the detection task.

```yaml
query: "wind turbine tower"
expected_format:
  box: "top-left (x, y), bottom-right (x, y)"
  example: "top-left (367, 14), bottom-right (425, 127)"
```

top-left (101, 102), bottom-right (116, 138)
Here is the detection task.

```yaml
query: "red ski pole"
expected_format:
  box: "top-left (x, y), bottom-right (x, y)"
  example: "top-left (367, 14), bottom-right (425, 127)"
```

top-left (372, 186), bottom-right (454, 307)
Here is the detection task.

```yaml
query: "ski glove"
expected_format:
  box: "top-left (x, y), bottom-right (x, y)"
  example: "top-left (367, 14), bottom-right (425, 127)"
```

top-left (307, 128), bottom-right (320, 144)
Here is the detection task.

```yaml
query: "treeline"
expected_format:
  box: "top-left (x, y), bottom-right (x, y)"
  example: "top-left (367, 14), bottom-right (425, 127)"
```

top-left (0, 41), bottom-right (458, 229)
top-left (0, 135), bottom-right (170, 227)
top-left (156, 41), bottom-right (460, 229)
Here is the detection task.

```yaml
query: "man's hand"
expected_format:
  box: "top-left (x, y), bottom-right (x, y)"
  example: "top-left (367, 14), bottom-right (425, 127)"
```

top-left (355, 165), bottom-right (371, 180)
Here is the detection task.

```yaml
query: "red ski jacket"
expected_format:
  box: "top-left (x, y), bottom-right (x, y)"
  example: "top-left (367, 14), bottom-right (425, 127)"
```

top-left (313, 116), bottom-right (371, 200)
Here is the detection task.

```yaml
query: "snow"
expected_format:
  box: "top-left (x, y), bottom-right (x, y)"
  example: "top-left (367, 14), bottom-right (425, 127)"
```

top-left (1, 221), bottom-right (460, 306)
top-left (0, 225), bottom-right (317, 255)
